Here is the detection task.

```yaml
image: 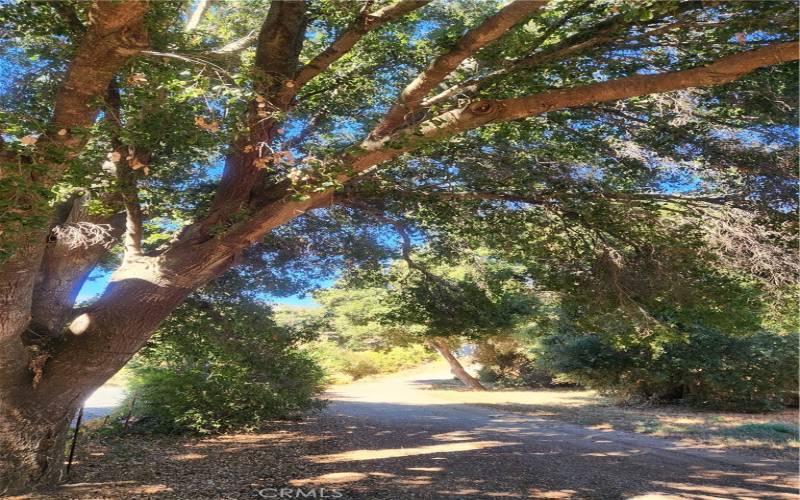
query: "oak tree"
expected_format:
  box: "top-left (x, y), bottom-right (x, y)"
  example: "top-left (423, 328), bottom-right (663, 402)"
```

top-left (0, 0), bottom-right (796, 492)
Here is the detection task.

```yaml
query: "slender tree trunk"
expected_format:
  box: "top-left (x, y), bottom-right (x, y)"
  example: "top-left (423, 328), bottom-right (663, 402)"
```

top-left (428, 338), bottom-right (487, 391)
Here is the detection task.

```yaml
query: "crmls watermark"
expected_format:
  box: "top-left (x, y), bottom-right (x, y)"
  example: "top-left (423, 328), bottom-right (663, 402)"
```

top-left (257, 487), bottom-right (344, 499)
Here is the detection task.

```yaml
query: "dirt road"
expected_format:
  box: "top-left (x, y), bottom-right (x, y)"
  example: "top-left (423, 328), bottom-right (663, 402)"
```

top-left (30, 363), bottom-right (798, 499)
top-left (316, 363), bottom-right (799, 499)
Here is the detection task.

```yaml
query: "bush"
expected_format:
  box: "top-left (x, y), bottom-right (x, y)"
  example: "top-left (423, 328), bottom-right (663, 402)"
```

top-left (127, 297), bottom-right (325, 434)
top-left (306, 341), bottom-right (435, 382)
top-left (474, 337), bottom-right (556, 388)
top-left (539, 329), bottom-right (799, 411)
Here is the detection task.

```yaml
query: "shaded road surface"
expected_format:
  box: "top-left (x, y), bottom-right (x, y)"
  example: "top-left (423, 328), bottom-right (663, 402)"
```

top-left (316, 364), bottom-right (798, 499)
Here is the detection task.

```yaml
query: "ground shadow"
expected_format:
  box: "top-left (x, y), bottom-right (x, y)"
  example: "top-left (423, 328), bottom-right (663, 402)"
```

top-left (46, 399), bottom-right (799, 499)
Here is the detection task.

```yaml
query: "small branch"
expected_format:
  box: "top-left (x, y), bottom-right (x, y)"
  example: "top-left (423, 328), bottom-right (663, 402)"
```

top-left (106, 80), bottom-right (144, 258)
top-left (185, 0), bottom-right (212, 32)
top-left (345, 200), bottom-right (458, 290)
top-left (211, 30), bottom-right (258, 55)
top-left (140, 50), bottom-right (235, 81)
top-left (281, 110), bottom-right (324, 151)
top-left (371, 0), bottom-right (547, 137)
top-left (292, 0), bottom-right (431, 90)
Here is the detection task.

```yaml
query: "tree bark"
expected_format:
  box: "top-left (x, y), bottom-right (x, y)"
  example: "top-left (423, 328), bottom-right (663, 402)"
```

top-left (0, 392), bottom-right (78, 495)
top-left (428, 338), bottom-right (487, 391)
top-left (0, 1), bottom-right (148, 420)
top-left (30, 197), bottom-right (125, 338)
top-left (0, 256), bottom-right (209, 494)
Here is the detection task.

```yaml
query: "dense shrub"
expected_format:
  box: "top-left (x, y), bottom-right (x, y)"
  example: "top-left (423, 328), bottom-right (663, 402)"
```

top-left (474, 337), bottom-right (555, 388)
top-left (127, 296), bottom-right (325, 434)
top-left (306, 341), bottom-right (435, 382)
top-left (539, 329), bottom-right (799, 411)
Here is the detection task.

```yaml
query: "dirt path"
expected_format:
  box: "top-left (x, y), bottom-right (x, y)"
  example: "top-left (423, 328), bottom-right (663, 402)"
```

top-left (315, 362), bottom-right (798, 498)
top-left (25, 363), bottom-right (799, 499)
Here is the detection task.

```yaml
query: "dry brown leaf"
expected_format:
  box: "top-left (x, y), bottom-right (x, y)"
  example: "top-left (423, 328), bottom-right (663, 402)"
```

top-left (273, 150), bottom-right (295, 165)
top-left (127, 73), bottom-right (148, 85)
top-left (194, 116), bottom-right (220, 133)
top-left (20, 135), bottom-right (37, 145)
top-left (129, 158), bottom-right (147, 171)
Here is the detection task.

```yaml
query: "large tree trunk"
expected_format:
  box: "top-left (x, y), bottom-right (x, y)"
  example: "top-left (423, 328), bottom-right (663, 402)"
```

top-left (428, 338), bottom-right (487, 391)
top-left (0, 391), bottom-right (78, 495)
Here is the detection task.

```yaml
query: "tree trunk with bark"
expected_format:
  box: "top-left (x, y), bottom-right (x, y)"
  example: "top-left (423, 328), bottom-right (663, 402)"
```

top-left (428, 338), bottom-right (487, 391)
top-left (0, 395), bottom-right (78, 495)
top-left (0, 245), bottom-right (225, 494)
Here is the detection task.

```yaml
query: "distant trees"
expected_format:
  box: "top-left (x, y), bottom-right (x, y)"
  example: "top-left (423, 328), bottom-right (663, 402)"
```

top-left (539, 329), bottom-right (799, 410)
top-left (314, 232), bottom-right (798, 408)
top-left (315, 254), bottom-right (539, 389)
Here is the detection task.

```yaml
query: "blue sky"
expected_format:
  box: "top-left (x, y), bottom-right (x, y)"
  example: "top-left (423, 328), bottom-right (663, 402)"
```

top-left (75, 269), bottom-right (324, 307)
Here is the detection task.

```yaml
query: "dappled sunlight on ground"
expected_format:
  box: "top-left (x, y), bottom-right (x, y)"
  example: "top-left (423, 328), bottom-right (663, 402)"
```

top-left (22, 362), bottom-right (797, 499)
top-left (423, 380), bottom-right (799, 457)
top-left (305, 440), bottom-right (521, 463)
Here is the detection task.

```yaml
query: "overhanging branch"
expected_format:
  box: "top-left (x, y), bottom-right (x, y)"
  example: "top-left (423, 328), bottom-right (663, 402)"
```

top-left (370, 0), bottom-right (547, 138)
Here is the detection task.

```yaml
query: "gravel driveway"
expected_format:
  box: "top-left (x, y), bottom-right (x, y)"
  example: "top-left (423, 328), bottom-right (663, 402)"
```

top-left (33, 364), bottom-right (799, 499)
top-left (315, 363), bottom-right (799, 498)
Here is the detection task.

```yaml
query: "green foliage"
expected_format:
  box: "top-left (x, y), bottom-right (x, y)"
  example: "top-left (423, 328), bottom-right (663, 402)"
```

top-left (474, 337), bottom-right (556, 388)
top-left (305, 341), bottom-right (435, 382)
top-left (539, 329), bottom-right (799, 411)
top-left (377, 255), bottom-right (541, 344)
top-left (274, 301), bottom-right (435, 384)
top-left (0, 0), bottom-right (795, 421)
top-left (128, 296), bottom-right (325, 434)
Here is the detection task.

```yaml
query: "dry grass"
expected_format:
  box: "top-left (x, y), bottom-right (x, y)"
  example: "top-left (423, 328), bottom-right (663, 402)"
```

top-left (424, 384), bottom-right (799, 458)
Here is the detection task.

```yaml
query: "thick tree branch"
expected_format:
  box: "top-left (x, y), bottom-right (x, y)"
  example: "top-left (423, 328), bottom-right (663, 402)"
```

top-left (0, 1), bottom-right (149, 387)
top-left (52, 1), bottom-right (149, 139)
top-left (371, 0), bottom-right (548, 137)
top-left (199, 1), bottom-right (308, 230)
top-left (382, 42), bottom-right (800, 153)
top-left (211, 30), bottom-right (258, 55)
top-left (495, 42), bottom-right (800, 123)
top-left (220, 42), bottom-right (798, 251)
top-left (254, 0), bottom-right (308, 92)
top-left (30, 198), bottom-right (125, 338)
top-left (423, 3), bottom-right (702, 108)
